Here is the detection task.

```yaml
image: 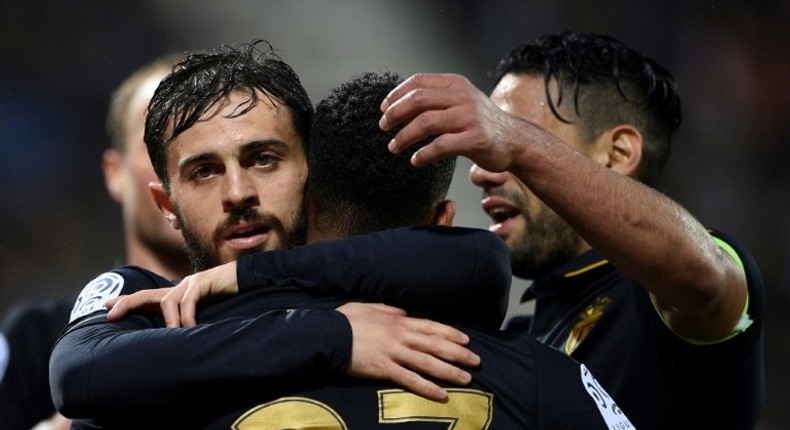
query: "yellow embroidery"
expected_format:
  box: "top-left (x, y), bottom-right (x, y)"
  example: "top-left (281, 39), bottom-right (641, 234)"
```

top-left (564, 296), bottom-right (612, 355)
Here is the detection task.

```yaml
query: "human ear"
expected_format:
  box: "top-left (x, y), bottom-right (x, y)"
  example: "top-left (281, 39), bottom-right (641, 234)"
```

top-left (606, 125), bottom-right (643, 177)
top-left (102, 148), bottom-right (124, 203)
top-left (430, 200), bottom-right (456, 227)
top-left (149, 181), bottom-right (180, 230)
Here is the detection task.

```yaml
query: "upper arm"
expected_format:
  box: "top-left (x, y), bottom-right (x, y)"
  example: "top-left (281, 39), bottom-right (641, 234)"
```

top-left (237, 226), bottom-right (511, 327)
top-left (50, 308), bottom-right (352, 418)
top-left (652, 230), bottom-right (758, 343)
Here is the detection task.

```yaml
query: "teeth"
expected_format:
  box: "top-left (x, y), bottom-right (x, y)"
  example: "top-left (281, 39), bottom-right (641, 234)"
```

top-left (490, 207), bottom-right (510, 223)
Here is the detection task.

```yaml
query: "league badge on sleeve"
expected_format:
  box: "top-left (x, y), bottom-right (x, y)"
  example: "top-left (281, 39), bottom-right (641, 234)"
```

top-left (70, 272), bottom-right (124, 322)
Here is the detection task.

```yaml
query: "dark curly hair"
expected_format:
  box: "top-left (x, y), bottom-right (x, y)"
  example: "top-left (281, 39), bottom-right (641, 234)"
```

top-left (144, 39), bottom-right (313, 188)
top-left (494, 31), bottom-right (681, 186)
top-left (309, 71), bottom-right (457, 236)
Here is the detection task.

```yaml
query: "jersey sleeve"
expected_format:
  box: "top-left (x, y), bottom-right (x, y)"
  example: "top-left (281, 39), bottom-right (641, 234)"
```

top-left (531, 335), bottom-right (635, 429)
top-left (50, 269), bottom-right (353, 419)
top-left (237, 226), bottom-right (511, 327)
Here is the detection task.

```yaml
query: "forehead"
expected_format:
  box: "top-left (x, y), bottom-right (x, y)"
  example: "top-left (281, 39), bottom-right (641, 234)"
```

top-left (168, 91), bottom-right (303, 161)
top-left (125, 71), bottom-right (170, 152)
top-left (490, 73), bottom-right (581, 146)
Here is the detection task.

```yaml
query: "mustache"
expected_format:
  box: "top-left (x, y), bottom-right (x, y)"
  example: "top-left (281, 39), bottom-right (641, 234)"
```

top-left (483, 186), bottom-right (520, 203)
top-left (213, 207), bottom-right (278, 238)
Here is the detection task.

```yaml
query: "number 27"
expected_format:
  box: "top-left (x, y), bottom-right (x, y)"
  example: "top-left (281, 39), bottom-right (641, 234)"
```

top-left (233, 388), bottom-right (494, 429)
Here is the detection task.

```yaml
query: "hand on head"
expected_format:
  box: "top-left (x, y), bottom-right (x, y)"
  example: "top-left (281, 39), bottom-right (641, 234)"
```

top-left (379, 73), bottom-right (526, 173)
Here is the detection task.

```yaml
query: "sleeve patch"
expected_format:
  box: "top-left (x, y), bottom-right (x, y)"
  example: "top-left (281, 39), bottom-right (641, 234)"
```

top-left (70, 272), bottom-right (125, 323)
top-left (580, 364), bottom-right (635, 429)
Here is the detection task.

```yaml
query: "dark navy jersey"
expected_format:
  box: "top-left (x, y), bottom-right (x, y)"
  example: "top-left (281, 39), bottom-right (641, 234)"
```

top-left (0, 293), bottom-right (77, 430)
top-left (509, 229), bottom-right (765, 430)
top-left (50, 266), bottom-right (352, 419)
top-left (70, 326), bottom-right (632, 430)
top-left (50, 226), bottom-right (512, 421)
top-left (236, 225), bottom-right (512, 328)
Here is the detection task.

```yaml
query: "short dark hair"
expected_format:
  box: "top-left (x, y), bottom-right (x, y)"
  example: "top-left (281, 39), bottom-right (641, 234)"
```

top-left (495, 31), bottom-right (682, 186)
top-left (309, 71), bottom-right (457, 236)
top-left (144, 40), bottom-right (312, 188)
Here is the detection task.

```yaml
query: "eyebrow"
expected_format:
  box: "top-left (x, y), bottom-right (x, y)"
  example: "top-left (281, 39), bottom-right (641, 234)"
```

top-left (239, 139), bottom-right (290, 154)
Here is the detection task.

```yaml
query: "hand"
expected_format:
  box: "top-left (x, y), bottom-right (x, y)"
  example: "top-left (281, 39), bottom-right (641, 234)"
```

top-left (379, 73), bottom-right (523, 172)
top-left (106, 261), bottom-right (239, 327)
top-left (336, 302), bottom-right (480, 402)
top-left (105, 289), bottom-right (171, 322)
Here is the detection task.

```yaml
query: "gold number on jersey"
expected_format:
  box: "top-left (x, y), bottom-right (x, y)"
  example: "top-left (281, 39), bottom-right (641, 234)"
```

top-left (379, 388), bottom-right (494, 429)
top-left (232, 389), bottom-right (494, 429)
top-left (232, 396), bottom-right (348, 429)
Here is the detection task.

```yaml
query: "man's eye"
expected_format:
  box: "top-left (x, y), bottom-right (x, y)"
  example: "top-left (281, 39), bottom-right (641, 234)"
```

top-left (255, 153), bottom-right (278, 168)
top-left (191, 166), bottom-right (214, 180)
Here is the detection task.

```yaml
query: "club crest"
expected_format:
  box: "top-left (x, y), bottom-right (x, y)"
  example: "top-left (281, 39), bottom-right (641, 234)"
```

top-left (564, 296), bottom-right (612, 355)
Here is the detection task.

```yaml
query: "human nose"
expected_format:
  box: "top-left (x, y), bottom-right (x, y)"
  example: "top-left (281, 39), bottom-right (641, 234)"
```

top-left (222, 168), bottom-right (259, 211)
top-left (469, 163), bottom-right (509, 188)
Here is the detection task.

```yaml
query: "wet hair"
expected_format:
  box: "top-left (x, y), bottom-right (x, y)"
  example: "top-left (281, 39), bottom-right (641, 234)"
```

top-left (106, 52), bottom-right (185, 153)
top-left (309, 71), bottom-right (456, 236)
top-left (494, 31), bottom-right (681, 186)
top-left (144, 39), bottom-right (312, 188)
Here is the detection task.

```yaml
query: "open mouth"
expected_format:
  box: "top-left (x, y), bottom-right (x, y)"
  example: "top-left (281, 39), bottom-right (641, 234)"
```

top-left (226, 224), bottom-right (268, 240)
top-left (222, 221), bottom-right (272, 250)
top-left (489, 206), bottom-right (520, 224)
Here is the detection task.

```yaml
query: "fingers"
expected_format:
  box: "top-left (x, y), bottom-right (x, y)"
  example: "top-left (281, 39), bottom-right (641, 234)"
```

top-left (343, 302), bottom-right (480, 401)
top-left (379, 73), bottom-right (494, 167)
top-left (105, 296), bottom-right (128, 321)
top-left (105, 290), bottom-right (168, 321)
top-left (380, 73), bottom-right (462, 113)
top-left (403, 315), bottom-right (471, 346)
top-left (105, 296), bottom-right (121, 309)
top-left (386, 366), bottom-right (449, 402)
top-left (159, 280), bottom-right (196, 328)
top-left (158, 291), bottom-right (186, 328)
top-left (338, 302), bottom-right (407, 317)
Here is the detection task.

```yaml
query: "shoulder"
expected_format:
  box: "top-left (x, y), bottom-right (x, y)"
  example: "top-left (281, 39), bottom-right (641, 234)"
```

top-left (69, 265), bottom-right (175, 324)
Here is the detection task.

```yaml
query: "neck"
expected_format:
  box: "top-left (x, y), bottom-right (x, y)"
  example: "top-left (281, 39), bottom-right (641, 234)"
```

top-left (125, 240), bottom-right (192, 279)
top-left (305, 222), bottom-right (345, 245)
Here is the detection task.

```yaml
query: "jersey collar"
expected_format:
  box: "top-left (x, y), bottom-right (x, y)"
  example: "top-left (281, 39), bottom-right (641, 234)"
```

top-left (521, 249), bottom-right (612, 302)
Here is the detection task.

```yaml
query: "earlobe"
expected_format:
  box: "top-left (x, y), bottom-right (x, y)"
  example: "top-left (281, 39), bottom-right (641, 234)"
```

top-left (607, 125), bottom-right (643, 177)
top-left (149, 182), bottom-right (181, 230)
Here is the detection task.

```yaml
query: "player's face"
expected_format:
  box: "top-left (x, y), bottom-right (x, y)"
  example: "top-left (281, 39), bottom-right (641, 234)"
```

top-left (122, 71), bottom-right (189, 266)
top-left (469, 73), bottom-right (587, 278)
top-left (158, 91), bottom-right (307, 271)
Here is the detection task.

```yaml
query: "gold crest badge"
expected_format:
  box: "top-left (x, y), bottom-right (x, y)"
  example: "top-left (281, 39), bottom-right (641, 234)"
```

top-left (564, 296), bottom-right (612, 355)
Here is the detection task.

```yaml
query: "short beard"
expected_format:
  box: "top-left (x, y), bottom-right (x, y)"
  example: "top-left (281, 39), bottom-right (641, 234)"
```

top-left (177, 207), bottom-right (307, 273)
top-left (510, 210), bottom-right (582, 280)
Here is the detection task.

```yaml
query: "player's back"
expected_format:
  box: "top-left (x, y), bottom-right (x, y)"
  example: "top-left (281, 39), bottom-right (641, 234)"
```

top-left (196, 326), bottom-right (630, 429)
top-left (69, 323), bottom-right (632, 429)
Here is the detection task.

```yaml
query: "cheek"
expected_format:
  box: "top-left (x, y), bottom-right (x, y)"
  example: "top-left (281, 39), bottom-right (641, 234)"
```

top-left (273, 179), bottom-right (306, 217)
top-left (172, 189), bottom-right (216, 230)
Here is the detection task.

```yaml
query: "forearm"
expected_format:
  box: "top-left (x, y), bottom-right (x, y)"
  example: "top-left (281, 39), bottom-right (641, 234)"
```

top-left (50, 309), bottom-right (351, 418)
top-left (237, 226), bottom-right (511, 327)
top-left (511, 123), bottom-right (747, 337)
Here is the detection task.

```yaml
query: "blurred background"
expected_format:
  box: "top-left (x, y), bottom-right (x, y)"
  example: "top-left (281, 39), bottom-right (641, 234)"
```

top-left (1, 0), bottom-right (787, 427)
